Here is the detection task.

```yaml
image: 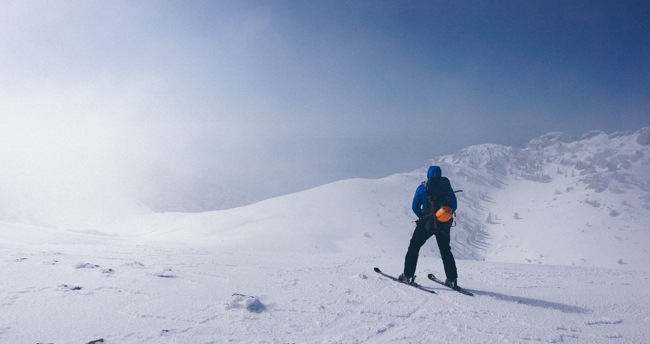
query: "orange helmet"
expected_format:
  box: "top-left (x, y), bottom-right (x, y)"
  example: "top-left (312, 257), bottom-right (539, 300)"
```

top-left (435, 206), bottom-right (453, 222)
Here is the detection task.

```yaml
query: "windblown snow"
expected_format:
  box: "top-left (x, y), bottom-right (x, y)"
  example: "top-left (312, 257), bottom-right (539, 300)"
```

top-left (1, 128), bottom-right (649, 343)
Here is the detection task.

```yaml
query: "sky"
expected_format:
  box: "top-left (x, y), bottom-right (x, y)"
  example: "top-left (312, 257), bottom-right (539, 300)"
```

top-left (0, 0), bottom-right (649, 225)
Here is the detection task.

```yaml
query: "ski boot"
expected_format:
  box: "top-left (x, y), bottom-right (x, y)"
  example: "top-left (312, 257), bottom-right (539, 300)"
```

top-left (398, 273), bottom-right (416, 285)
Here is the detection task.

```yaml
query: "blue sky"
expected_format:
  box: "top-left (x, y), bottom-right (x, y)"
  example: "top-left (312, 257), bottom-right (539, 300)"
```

top-left (1, 0), bottom-right (649, 206)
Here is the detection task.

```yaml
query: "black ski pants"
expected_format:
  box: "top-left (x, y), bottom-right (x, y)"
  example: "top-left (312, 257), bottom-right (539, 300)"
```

top-left (403, 219), bottom-right (457, 281)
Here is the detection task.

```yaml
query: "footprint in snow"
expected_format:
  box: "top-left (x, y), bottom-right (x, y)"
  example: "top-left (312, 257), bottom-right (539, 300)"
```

top-left (122, 261), bottom-right (146, 268)
top-left (154, 268), bottom-right (176, 278)
top-left (73, 262), bottom-right (114, 274)
top-left (86, 339), bottom-right (104, 344)
top-left (74, 262), bottom-right (100, 269)
top-left (58, 284), bottom-right (82, 291)
top-left (585, 318), bottom-right (623, 325)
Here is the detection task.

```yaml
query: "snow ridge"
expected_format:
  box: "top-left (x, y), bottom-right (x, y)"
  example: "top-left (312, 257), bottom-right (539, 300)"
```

top-left (423, 127), bottom-right (650, 269)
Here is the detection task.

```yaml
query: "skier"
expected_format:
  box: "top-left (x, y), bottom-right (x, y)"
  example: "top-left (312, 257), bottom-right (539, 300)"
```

top-left (398, 165), bottom-right (459, 288)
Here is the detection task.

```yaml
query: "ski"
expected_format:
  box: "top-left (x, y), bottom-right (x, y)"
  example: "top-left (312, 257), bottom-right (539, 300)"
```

top-left (427, 273), bottom-right (474, 296)
top-left (374, 267), bottom-right (436, 294)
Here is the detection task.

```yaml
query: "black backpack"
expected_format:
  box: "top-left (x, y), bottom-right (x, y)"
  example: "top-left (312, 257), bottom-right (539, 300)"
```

top-left (425, 176), bottom-right (453, 213)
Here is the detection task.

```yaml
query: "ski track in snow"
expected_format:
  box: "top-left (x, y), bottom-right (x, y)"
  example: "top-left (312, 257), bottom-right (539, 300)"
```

top-left (1, 238), bottom-right (649, 343)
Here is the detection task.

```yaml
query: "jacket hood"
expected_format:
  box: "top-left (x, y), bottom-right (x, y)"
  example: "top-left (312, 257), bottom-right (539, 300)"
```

top-left (427, 165), bottom-right (442, 178)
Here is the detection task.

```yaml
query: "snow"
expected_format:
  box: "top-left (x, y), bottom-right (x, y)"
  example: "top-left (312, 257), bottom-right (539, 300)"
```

top-left (2, 238), bottom-right (650, 343)
top-left (1, 128), bottom-right (650, 343)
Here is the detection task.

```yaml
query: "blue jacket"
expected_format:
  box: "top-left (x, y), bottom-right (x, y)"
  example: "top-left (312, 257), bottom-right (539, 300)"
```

top-left (412, 166), bottom-right (457, 218)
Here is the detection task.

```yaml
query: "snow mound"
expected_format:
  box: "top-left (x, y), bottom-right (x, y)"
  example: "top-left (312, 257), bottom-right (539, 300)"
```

top-left (225, 294), bottom-right (266, 313)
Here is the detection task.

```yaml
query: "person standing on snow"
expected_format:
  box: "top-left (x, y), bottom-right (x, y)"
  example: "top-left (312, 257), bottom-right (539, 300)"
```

top-left (398, 165), bottom-right (459, 288)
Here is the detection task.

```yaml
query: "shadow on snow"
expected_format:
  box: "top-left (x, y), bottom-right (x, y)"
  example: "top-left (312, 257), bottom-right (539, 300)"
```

top-left (470, 289), bottom-right (591, 314)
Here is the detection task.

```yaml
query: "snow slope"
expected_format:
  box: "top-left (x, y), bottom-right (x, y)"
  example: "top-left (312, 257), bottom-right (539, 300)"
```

top-left (1, 127), bottom-right (649, 343)
top-left (422, 127), bottom-right (650, 270)
top-left (1, 226), bottom-right (649, 343)
top-left (99, 174), bottom-right (421, 256)
top-left (94, 127), bottom-right (650, 271)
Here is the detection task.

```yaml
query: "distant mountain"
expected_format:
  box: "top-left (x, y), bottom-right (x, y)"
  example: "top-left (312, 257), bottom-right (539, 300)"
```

top-left (101, 127), bottom-right (650, 271)
top-left (141, 179), bottom-right (256, 213)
